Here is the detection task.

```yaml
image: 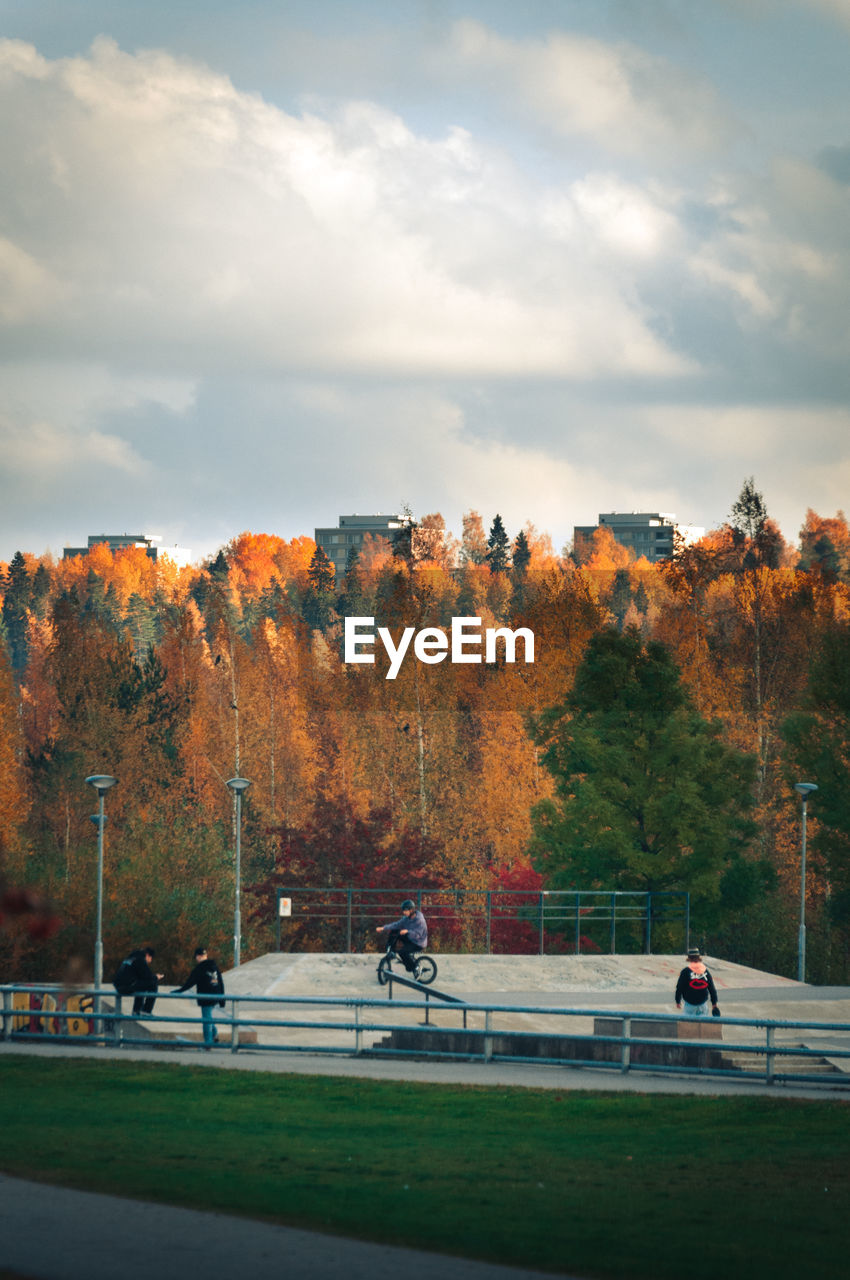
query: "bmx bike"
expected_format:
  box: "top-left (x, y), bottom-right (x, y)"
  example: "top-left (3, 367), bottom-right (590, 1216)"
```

top-left (376, 938), bottom-right (437, 986)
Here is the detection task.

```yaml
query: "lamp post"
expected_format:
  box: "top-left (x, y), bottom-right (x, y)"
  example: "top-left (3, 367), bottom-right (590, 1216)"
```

top-left (794, 782), bottom-right (818, 983)
top-left (85, 774), bottom-right (117, 994)
top-left (226, 777), bottom-right (251, 967)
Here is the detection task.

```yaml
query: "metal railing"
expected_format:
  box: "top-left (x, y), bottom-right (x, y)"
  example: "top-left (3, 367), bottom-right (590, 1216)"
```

top-left (2, 981), bottom-right (848, 1089)
top-left (273, 887), bottom-right (689, 955)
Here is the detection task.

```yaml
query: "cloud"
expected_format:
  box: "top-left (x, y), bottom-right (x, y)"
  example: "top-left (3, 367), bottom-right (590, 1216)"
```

top-left (443, 19), bottom-right (734, 160)
top-left (282, 383), bottom-right (608, 545)
top-left (0, 363), bottom-right (192, 547)
top-left (1, 20), bottom-right (849, 566)
top-left (0, 237), bottom-right (63, 322)
top-left (634, 402), bottom-right (850, 534)
top-left (800, 0), bottom-right (850, 29)
top-left (0, 36), bottom-right (688, 382)
top-left (1, 417), bottom-right (148, 478)
top-left (683, 162), bottom-right (849, 363)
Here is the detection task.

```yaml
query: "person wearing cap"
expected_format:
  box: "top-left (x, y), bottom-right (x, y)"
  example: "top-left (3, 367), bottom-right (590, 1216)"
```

top-left (675, 947), bottom-right (720, 1017)
top-left (173, 947), bottom-right (226, 1049)
top-left (376, 900), bottom-right (428, 972)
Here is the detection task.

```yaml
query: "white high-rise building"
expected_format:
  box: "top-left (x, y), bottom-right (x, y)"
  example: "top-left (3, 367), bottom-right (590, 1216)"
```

top-left (63, 534), bottom-right (194, 568)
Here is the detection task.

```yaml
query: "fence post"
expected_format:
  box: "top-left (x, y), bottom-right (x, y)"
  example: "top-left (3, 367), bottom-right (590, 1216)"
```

top-left (346, 887), bottom-right (353, 954)
top-left (354, 1004), bottom-right (362, 1055)
top-left (610, 893), bottom-right (616, 954)
top-left (275, 888), bottom-right (281, 952)
top-left (765, 1024), bottom-right (775, 1085)
top-left (644, 893), bottom-right (652, 955)
top-left (486, 890), bottom-right (492, 955)
top-left (575, 893), bottom-right (581, 955)
top-left (483, 1009), bottom-right (493, 1062)
top-left (621, 1016), bottom-right (631, 1074)
top-left (685, 893), bottom-right (691, 952)
top-left (230, 996), bottom-right (240, 1054)
top-left (538, 893), bottom-right (544, 956)
top-left (1, 988), bottom-right (9, 1041)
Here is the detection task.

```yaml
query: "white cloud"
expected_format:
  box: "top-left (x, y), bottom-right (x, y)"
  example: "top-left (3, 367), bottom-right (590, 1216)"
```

top-left (272, 383), bottom-right (612, 552)
top-left (0, 363), bottom-right (196, 432)
top-left (0, 37), bottom-right (688, 381)
top-left (0, 237), bottom-right (63, 322)
top-left (444, 19), bottom-right (733, 159)
top-left (1, 417), bottom-right (149, 479)
top-left (544, 174), bottom-right (680, 261)
top-left (685, 163), bottom-right (849, 346)
top-left (640, 402), bottom-right (850, 534)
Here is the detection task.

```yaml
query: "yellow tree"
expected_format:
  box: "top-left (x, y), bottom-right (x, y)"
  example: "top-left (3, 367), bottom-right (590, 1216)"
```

top-left (0, 642), bottom-right (29, 871)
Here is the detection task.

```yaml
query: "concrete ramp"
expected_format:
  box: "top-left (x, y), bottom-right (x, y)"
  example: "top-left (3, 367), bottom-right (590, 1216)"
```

top-left (149, 954), bottom-right (850, 1058)
top-left (222, 952), bottom-right (802, 999)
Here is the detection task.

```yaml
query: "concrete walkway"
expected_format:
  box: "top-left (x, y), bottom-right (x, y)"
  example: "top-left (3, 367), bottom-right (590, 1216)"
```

top-left (0, 1173), bottom-right (570, 1280)
top-left (2, 1035), bottom-right (849, 1098)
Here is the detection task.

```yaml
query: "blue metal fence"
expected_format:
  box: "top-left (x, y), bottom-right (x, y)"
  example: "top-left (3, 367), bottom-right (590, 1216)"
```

top-left (273, 886), bottom-right (689, 955)
top-left (1, 981), bottom-right (848, 1089)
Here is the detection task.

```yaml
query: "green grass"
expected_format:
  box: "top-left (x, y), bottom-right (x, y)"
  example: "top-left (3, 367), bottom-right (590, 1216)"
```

top-left (0, 1056), bottom-right (848, 1279)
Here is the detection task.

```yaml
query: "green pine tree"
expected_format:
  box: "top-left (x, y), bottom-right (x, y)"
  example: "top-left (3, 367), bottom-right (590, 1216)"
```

top-left (1, 552), bottom-right (31, 672)
top-left (486, 515), bottom-right (511, 574)
top-left (783, 623), bottom-right (850, 976)
top-left (529, 627), bottom-right (763, 924)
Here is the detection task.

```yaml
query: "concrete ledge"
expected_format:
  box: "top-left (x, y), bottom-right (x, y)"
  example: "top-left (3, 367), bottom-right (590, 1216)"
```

top-left (376, 1023), bottom-right (724, 1069)
top-left (594, 1016), bottom-right (722, 1040)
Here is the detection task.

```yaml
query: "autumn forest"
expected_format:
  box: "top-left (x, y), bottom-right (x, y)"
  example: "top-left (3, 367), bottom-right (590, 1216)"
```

top-left (2, 482), bottom-right (850, 983)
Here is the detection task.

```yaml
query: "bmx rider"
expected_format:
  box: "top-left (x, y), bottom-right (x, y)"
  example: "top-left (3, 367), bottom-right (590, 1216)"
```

top-left (376, 899), bottom-right (427, 973)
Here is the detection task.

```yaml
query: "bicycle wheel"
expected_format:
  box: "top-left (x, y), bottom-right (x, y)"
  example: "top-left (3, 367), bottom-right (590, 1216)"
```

top-left (413, 955), bottom-right (437, 985)
top-left (377, 954), bottom-right (393, 986)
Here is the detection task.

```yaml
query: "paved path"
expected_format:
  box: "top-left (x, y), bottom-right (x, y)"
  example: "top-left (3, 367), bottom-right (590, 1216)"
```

top-left (0, 1173), bottom-right (569, 1280)
top-left (1, 1035), bottom-right (849, 1098)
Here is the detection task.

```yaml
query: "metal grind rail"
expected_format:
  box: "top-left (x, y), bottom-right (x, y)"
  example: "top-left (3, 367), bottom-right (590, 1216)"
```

top-left (2, 983), bottom-right (849, 1089)
top-left (382, 967), bottom-right (469, 1026)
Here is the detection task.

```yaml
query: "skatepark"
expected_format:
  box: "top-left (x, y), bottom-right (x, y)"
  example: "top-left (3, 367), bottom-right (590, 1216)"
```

top-left (5, 950), bottom-right (850, 1089)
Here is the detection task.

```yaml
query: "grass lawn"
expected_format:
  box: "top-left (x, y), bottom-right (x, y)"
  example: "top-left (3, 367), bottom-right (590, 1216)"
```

top-left (0, 1055), bottom-right (848, 1278)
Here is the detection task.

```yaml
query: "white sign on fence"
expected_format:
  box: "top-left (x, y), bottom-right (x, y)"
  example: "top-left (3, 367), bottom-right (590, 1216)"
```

top-left (278, 896), bottom-right (292, 917)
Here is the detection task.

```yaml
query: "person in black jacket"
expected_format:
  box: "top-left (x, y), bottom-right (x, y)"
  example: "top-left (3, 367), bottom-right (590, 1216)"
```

top-left (112, 946), bottom-right (164, 1017)
top-left (174, 947), bottom-right (225, 1048)
top-left (675, 947), bottom-right (720, 1017)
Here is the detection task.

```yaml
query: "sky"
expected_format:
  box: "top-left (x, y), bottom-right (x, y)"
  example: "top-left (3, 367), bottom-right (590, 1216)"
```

top-left (1, 0), bottom-right (849, 565)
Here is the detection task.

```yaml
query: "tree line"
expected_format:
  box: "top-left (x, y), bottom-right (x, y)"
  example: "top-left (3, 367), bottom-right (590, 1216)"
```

top-left (2, 482), bottom-right (850, 981)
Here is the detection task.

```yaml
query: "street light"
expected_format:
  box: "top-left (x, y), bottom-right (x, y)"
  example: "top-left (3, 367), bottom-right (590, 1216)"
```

top-left (226, 777), bottom-right (251, 967)
top-left (85, 774), bottom-right (117, 993)
top-left (794, 781), bottom-right (818, 983)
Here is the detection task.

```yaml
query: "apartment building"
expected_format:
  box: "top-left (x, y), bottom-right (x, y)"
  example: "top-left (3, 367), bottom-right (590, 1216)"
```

top-left (63, 534), bottom-right (193, 568)
top-left (313, 514), bottom-right (404, 574)
top-left (573, 512), bottom-right (705, 564)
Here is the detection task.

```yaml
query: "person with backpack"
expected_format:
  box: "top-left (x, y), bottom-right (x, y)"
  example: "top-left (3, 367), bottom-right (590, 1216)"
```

top-left (112, 946), bottom-right (163, 1017)
top-left (675, 947), bottom-right (721, 1017)
top-left (173, 947), bottom-right (226, 1048)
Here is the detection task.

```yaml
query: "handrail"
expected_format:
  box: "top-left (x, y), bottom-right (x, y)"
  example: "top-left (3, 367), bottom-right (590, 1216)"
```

top-left (383, 968), bottom-right (467, 1026)
top-left (1, 982), bottom-right (848, 1088)
top-left (384, 969), bottom-right (465, 1003)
